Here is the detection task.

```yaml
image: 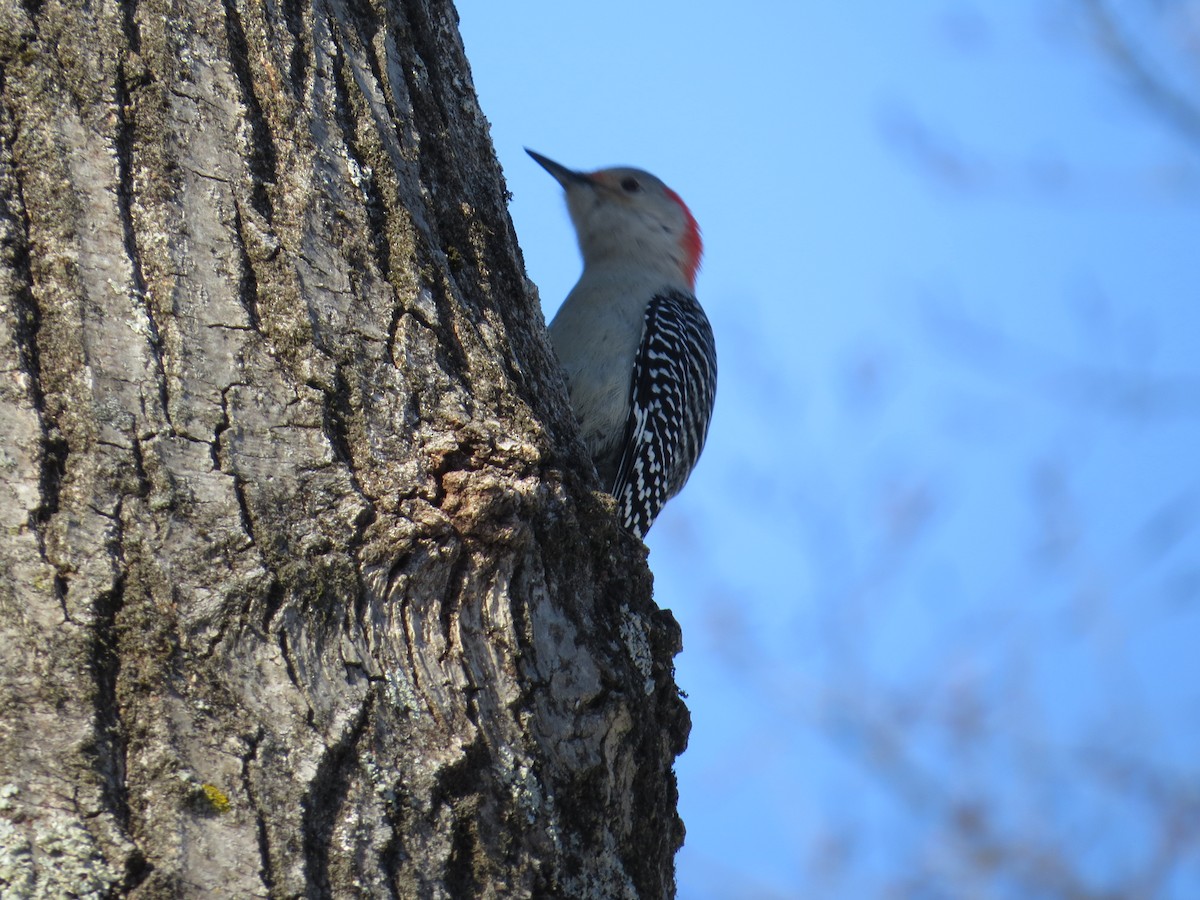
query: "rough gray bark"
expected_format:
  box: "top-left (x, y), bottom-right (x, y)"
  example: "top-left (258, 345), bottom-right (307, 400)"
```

top-left (0, 0), bottom-right (689, 896)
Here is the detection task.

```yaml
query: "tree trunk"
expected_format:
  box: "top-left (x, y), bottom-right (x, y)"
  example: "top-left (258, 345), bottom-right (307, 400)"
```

top-left (0, 0), bottom-right (688, 896)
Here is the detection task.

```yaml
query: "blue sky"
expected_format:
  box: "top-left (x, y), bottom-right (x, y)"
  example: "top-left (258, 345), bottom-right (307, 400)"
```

top-left (458, 2), bottom-right (1200, 896)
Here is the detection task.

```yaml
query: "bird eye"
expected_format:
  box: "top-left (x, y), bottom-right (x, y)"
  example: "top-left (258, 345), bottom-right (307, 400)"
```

top-left (620, 177), bottom-right (641, 193)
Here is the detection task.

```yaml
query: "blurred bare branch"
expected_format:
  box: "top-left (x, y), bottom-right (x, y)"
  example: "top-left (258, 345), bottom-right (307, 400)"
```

top-left (922, 299), bottom-right (1200, 420)
top-left (1084, 0), bottom-right (1200, 150)
top-left (878, 102), bottom-right (991, 192)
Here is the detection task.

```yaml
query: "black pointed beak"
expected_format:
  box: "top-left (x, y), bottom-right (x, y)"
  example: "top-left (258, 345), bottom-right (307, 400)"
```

top-left (526, 148), bottom-right (592, 189)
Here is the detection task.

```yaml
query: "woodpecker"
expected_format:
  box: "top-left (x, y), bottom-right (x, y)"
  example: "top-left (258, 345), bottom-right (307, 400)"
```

top-left (527, 149), bottom-right (717, 539)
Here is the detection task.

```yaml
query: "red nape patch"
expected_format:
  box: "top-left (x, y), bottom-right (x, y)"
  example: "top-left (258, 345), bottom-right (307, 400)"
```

top-left (664, 186), bottom-right (703, 289)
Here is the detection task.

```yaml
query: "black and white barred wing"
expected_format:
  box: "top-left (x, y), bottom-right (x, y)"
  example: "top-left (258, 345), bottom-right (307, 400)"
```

top-left (611, 290), bottom-right (717, 539)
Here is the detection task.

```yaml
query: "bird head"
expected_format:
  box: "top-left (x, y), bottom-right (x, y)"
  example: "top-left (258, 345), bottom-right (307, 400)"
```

top-left (527, 149), bottom-right (703, 290)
